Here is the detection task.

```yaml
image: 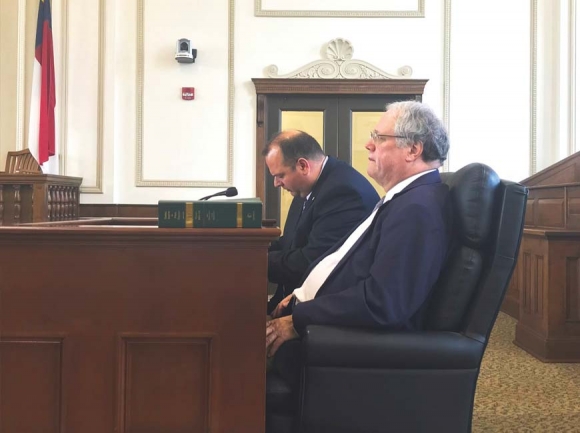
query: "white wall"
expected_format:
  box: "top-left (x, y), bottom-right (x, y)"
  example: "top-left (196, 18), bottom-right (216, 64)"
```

top-left (450, 1), bottom-right (530, 180)
top-left (0, 0), bottom-right (572, 203)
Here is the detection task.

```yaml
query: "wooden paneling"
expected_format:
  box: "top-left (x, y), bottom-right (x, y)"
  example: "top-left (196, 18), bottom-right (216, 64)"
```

top-left (120, 337), bottom-right (211, 433)
top-left (566, 257), bottom-right (580, 321)
top-left (519, 184), bottom-right (580, 231)
top-left (514, 232), bottom-right (580, 361)
top-left (0, 223), bottom-right (279, 433)
top-left (0, 339), bottom-right (63, 433)
top-left (505, 151), bottom-right (580, 361)
top-left (0, 174), bottom-right (82, 225)
top-left (537, 198), bottom-right (565, 228)
top-left (566, 186), bottom-right (580, 228)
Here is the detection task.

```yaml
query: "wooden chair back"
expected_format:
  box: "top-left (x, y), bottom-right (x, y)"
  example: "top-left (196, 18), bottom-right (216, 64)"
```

top-left (4, 149), bottom-right (42, 174)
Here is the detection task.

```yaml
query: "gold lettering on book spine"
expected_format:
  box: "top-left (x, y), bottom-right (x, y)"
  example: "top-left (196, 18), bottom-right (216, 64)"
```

top-left (237, 203), bottom-right (243, 227)
top-left (186, 202), bottom-right (194, 227)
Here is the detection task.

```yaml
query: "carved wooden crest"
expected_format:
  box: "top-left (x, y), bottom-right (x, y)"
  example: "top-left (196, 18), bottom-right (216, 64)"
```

top-left (266, 38), bottom-right (413, 79)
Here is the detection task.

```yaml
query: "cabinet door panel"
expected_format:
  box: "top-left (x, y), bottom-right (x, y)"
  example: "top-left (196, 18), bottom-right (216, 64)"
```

top-left (338, 95), bottom-right (405, 196)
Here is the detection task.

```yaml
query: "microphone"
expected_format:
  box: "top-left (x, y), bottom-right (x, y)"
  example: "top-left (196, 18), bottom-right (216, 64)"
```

top-left (199, 187), bottom-right (238, 201)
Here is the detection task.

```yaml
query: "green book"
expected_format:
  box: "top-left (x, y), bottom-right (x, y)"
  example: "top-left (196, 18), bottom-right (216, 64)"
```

top-left (158, 198), bottom-right (263, 228)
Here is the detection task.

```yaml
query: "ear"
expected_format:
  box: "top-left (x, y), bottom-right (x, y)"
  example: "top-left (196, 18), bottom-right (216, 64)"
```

top-left (406, 142), bottom-right (424, 162)
top-left (296, 158), bottom-right (309, 173)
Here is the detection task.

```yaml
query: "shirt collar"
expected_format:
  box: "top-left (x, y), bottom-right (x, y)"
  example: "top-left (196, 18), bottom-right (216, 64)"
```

top-left (383, 168), bottom-right (437, 204)
top-left (306, 156), bottom-right (328, 201)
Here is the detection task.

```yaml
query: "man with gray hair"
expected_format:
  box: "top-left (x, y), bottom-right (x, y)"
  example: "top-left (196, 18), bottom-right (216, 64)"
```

top-left (266, 101), bottom-right (453, 363)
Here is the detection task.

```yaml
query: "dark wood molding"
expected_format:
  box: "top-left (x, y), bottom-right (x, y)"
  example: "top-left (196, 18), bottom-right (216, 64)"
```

top-left (80, 203), bottom-right (158, 218)
top-left (255, 93), bottom-right (268, 208)
top-left (251, 78), bottom-right (428, 95)
top-left (521, 151), bottom-right (580, 186)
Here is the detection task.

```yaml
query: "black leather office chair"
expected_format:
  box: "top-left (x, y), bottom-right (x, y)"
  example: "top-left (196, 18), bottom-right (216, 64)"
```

top-left (266, 163), bottom-right (528, 433)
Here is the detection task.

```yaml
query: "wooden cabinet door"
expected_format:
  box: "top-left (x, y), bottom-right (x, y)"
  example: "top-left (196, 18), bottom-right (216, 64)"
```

top-left (253, 77), bottom-right (427, 228)
top-left (264, 94), bottom-right (400, 228)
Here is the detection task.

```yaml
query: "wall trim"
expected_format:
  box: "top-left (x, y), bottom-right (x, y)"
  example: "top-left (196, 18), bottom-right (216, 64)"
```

top-left (59, 0), bottom-right (68, 176)
top-left (569, 0), bottom-right (577, 156)
top-left (135, 0), bottom-right (234, 187)
top-left (78, 0), bottom-right (105, 193)
top-left (16, 0), bottom-right (26, 150)
top-left (530, 0), bottom-right (538, 175)
top-left (442, 0), bottom-right (451, 172)
top-left (254, 0), bottom-right (425, 18)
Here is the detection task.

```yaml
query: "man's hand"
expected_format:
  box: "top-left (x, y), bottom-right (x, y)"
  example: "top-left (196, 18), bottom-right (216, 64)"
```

top-left (266, 315), bottom-right (299, 358)
top-left (271, 294), bottom-right (294, 319)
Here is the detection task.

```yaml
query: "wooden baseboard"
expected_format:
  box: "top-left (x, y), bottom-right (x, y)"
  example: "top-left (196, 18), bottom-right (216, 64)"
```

top-left (515, 322), bottom-right (580, 362)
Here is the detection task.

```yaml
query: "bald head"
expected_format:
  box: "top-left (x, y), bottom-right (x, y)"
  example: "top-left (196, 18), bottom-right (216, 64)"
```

top-left (263, 130), bottom-right (326, 198)
top-left (262, 130), bottom-right (325, 167)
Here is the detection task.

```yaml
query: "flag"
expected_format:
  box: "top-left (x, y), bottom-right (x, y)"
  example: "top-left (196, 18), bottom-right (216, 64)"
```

top-left (28, 0), bottom-right (56, 167)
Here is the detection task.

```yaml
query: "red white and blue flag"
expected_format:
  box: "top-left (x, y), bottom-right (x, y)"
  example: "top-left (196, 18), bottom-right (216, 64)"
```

top-left (28, 0), bottom-right (56, 167)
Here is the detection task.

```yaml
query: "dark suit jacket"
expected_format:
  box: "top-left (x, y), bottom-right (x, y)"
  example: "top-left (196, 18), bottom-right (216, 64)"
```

top-left (267, 157), bottom-right (380, 313)
top-left (292, 170), bottom-right (452, 334)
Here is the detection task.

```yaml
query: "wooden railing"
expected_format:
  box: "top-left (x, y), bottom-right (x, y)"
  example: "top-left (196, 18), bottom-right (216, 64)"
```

top-left (0, 174), bottom-right (82, 225)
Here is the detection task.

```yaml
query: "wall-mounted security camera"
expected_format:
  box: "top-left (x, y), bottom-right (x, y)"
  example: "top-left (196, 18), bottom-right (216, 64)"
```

top-left (175, 38), bottom-right (197, 64)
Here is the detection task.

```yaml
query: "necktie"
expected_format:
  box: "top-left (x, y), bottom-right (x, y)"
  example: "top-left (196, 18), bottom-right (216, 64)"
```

top-left (373, 197), bottom-right (385, 212)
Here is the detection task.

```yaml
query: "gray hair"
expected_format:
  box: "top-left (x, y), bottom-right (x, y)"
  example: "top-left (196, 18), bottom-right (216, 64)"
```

top-left (387, 101), bottom-right (449, 164)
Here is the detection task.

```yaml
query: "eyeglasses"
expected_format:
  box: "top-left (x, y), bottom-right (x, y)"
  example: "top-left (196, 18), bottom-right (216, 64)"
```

top-left (369, 131), bottom-right (406, 143)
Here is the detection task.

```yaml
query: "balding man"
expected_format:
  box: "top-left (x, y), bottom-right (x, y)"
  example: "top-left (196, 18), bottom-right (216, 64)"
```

top-left (264, 130), bottom-right (379, 314)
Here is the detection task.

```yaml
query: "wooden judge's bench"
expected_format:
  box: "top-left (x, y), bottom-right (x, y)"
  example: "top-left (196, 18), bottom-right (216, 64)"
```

top-left (0, 219), bottom-right (279, 432)
top-left (504, 152), bottom-right (580, 362)
top-left (0, 149), bottom-right (82, 225)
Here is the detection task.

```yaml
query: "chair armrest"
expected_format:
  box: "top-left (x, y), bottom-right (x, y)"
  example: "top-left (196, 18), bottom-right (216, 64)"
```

top-left (302, 325), bottom-right (484, 370)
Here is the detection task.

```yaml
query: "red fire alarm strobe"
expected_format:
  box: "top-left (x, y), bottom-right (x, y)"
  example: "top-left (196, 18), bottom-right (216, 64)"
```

top-left (182, 87), bottom-right (195, 100)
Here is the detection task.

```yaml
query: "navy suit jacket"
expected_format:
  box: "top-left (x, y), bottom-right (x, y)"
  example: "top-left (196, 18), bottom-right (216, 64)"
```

top-left (292, 171), bottom-right (452, 334)
top-left (267, 157), bottom-right (380, 313)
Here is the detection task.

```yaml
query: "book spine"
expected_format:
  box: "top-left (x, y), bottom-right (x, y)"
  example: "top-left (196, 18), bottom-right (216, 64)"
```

top-left (242, 202), bottom-right (262, 228)
top-left (158, 202), bottom-right (203, 228)
top-left (201, 202), bottom-right (262, 228)
top-left (158, 201), bottom-right (262, 228)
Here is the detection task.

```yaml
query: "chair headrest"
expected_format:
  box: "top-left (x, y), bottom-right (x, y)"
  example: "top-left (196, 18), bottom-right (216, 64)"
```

top-left (441, 163), bottom-right (500, 249)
